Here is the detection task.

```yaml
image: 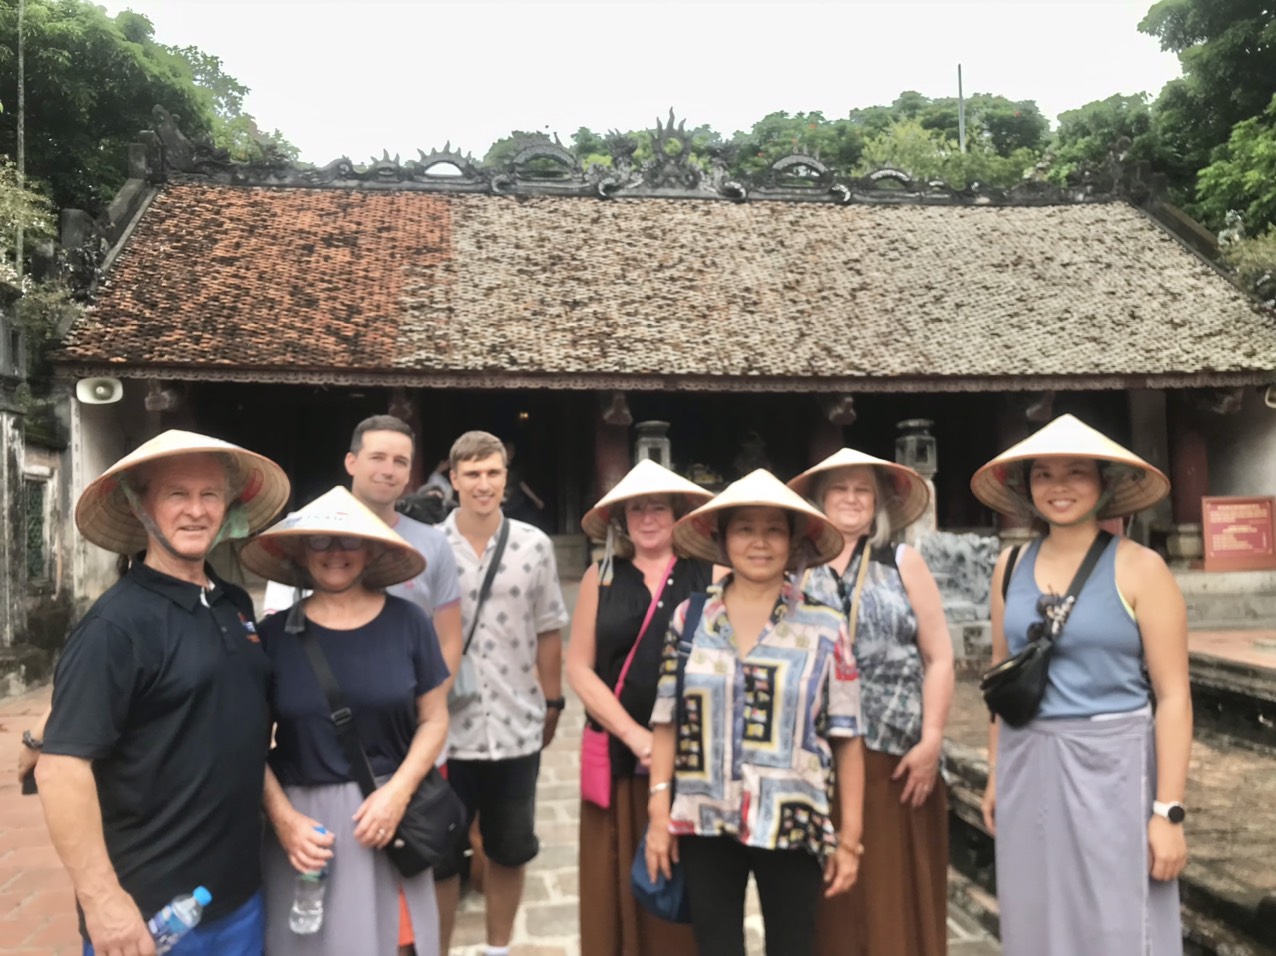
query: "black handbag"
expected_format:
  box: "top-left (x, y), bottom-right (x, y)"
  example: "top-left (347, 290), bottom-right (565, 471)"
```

top-left (980, 531), bottom-right (1112, 728)
top-left (300, 630), bottom-right (466, 878)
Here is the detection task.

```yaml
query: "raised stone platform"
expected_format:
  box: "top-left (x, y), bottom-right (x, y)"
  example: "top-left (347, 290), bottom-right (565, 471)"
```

top-left (944, 679), bottom-right (1276, 956)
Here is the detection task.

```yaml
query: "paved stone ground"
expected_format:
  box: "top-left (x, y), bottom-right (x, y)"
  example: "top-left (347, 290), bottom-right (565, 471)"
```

top-left (7, 622), bottom-right (1273, 954)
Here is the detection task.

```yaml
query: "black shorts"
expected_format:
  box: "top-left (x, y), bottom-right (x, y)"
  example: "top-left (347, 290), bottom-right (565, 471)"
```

top-left (436, 752), bottom-right (541, 879)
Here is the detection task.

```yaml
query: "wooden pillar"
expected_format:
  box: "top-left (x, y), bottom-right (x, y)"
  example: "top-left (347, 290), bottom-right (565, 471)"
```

top-left (995, 397), bottom-right (1033, 540)
top-left (808, 419), bottom-right (842, 466)
top-left (1165, 393), bottom-right (1207, 566)
top-left (1167, 395), bottom-right (1208, 525)
top-left (594, 414), bottom-right (630, 504)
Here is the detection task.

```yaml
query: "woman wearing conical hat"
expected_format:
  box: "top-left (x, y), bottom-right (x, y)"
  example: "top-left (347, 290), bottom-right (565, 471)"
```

top-left (972, 414), bottom-right (1188, 956)
top-left (566, 459), bottom-right (714, 955)
top-left (240, 487), bottom-right (450, 956)
top-left (645, 470), bottom-right (866, 956)
top-left (789, 449), bottom-right (953, 956)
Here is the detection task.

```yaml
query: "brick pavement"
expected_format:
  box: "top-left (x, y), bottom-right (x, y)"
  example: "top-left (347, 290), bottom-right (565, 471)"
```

top-left (0, 684), bottom-right (78, 956)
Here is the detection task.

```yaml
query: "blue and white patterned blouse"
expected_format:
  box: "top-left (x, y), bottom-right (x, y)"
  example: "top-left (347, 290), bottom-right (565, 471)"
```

top-left (650, 576), bottom-right (863, 859)
top-left (802, 544), bottom-right (923, 757)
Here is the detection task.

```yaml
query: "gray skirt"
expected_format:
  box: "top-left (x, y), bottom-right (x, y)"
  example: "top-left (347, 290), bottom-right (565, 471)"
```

top-left (262, 779), bottom-right (439, 956)
top-left (995, 708), bottom-right (1181, 956)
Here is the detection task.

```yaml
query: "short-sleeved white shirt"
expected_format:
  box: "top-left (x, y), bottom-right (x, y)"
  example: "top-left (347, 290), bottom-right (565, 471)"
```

top-left (441, 512), bottom-right (569, 760)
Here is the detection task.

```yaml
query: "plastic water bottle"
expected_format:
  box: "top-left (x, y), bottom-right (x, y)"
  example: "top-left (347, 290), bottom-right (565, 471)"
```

top-left (289, 826), bottom-right (329, 935)
top-left (147, 886), bottom-right (212, 955)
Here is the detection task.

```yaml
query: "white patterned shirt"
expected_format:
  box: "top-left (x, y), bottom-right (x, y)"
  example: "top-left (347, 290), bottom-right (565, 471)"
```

top-left (441, 512), bottom-right (569, 760)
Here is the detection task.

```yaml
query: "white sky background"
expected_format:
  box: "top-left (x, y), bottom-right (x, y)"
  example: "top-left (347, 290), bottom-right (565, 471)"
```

top-left (101, 0), bottom-right (1183, 165)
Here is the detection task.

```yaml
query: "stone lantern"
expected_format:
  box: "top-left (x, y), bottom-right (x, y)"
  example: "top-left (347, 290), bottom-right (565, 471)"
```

top-left (895, 419), bottom-right (937, 479)
top-left (896, 419), bottom-right (938, 543)
top-left (634, 421), bottom-right (672, 469)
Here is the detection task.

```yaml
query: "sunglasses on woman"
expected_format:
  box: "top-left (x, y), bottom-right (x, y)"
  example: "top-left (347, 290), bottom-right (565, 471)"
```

top-left (305, 535), bottom-right (364, 553)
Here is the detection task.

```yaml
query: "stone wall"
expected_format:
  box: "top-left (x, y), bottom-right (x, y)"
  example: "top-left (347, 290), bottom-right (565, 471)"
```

top-left (916, 530), bottom-right (1001, 662)
top-left (1207, 387), bottom-right (1276, 499)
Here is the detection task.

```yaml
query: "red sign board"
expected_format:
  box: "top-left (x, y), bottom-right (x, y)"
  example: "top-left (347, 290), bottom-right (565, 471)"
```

top-left (1202, 496), bottom-right (1276, 571)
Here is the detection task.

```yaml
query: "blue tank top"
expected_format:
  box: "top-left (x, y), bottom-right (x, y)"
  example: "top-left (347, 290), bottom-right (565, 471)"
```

top-left (1003, 537), bottom-right (1149, 719)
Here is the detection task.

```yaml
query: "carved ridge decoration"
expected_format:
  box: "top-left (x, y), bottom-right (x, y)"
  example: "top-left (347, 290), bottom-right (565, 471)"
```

top-left (144, 104), bottom-right (1151, 208)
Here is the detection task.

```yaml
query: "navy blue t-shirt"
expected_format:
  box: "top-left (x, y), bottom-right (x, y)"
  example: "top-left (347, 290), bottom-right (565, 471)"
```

top-left (260, 595), bottom-right (448, 786)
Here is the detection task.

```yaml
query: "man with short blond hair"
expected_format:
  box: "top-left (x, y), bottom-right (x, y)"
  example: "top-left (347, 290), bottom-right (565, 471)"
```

top-left (435, 430), bottom-right (568, 956)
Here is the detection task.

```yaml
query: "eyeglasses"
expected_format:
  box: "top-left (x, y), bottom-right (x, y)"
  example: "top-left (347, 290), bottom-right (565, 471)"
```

top-left (305, 535), bottom-right (364, 553)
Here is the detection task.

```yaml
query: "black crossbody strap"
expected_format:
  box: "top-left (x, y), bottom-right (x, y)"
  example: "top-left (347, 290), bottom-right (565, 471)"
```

top-left (1063, 531), bottom-right (1113, 603)
top-left (462, 518), bottom-right (510, 655)
top-left (299, 632), bottom-right (381, 799)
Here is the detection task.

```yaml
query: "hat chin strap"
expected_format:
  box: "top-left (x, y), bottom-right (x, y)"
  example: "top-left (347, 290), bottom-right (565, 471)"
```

top-left (120, 475), bottom-right (250, 563)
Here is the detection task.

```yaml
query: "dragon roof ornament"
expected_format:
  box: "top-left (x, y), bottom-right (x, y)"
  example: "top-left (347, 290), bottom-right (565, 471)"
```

top-left (139, 104), bottom-right (1158, 207)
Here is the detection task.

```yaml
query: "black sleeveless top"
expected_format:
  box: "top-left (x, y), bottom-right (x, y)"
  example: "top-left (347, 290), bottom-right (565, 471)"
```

top-left (592, 556), bottom-right (713, 777)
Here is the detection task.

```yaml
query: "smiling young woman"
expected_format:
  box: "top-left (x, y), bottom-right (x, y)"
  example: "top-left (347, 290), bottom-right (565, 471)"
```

top-left (973, 414), bottom-right (1188, 956)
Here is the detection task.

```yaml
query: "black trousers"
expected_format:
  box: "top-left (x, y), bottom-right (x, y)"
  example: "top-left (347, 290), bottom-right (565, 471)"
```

top-left (680, 835), bottom-right (824, 956)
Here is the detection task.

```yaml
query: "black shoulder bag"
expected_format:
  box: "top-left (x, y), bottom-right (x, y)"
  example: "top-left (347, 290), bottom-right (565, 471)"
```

top-left (300, 632), bottom-right (466, 878)
top-left (980, 531), bottom-right (1113, 728)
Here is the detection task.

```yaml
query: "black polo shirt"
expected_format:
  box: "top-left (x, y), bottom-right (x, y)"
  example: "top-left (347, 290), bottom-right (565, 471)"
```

top-left (43, 561), bottom-right (271, 931)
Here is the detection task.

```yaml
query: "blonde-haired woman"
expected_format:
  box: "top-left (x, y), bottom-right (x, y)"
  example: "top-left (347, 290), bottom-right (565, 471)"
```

top-left (646, 470), bottom-right (865, 956)
top-left (974, 414), bottom-right (1189, 955)
top-left (790, 449), bottom-right (953, 956)
top-left (567, 459), bottom-right (713, 955)
top-left (241, 486), bottom-right (450, 956)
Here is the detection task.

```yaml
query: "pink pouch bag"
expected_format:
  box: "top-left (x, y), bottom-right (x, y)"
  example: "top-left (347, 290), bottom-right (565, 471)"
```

top-left (581, 556), bottom-right (676, 809)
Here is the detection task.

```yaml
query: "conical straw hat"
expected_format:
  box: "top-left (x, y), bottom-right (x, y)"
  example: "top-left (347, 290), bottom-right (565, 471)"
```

top-left (239, 486), bottom-right (425, 589)
top-left (75, 429), bottom-right (290, 555)
top-left (971, 414), bottom-right (1170, 519)
top-left (673, 469), bottom-right (844, 566)
top-left (787, 448), bottom-right (931, 530)
top-left (581, 459), bottom-right (714, 541)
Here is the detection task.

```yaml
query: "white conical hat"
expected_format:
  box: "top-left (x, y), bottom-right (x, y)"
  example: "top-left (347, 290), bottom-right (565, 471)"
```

top-left (239, 486), bottom-right (425, 589)
top-left (672, 469), bottom-right (844, 566)
top-left (581, 459), bottom-right (714, 541)
top-left (971, 414), bottom-right (1170, 519)
top-left (787, 448), bottom-right (931, 530)
top-left (75, 429), bottom-right (290, 555)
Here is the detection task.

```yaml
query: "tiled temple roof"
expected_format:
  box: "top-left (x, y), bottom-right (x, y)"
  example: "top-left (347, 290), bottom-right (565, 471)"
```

top-left (61, 182), bottom-right (1276, 392)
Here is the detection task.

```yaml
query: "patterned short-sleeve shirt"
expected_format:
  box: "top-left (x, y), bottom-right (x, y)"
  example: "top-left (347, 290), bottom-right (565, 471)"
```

top-left (442, 513), bottom-right (569, 760)
top-left (650, 577), bottom-right (863, 859)
top-left (802, 544), bottom-right (923, 756)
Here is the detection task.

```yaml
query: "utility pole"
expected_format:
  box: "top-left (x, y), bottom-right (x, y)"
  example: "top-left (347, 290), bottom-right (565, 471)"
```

top-left (957, 63), bottom-right (967, 154)
top-left (15, 0), bottom-right (26, 282)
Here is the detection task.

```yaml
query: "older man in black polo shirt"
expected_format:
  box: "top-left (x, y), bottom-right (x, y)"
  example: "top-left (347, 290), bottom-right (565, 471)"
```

top-left (35, 431), bottom-right (289, 956)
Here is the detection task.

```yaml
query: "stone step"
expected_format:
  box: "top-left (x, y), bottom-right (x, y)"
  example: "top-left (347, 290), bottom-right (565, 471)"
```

top-left (944, 680), bottom-right (1276, 956)
top-left (1175, 570), bottom-right (1276, 631)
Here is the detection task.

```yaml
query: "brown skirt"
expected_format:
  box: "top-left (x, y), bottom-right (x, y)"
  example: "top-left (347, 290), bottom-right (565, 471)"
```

top-left (579, 775), bottom-right (699, 956)
top-left (814, 749), bottom-right (949, 956)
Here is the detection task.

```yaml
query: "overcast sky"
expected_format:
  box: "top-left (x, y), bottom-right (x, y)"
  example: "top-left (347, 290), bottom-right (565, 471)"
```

top-left (101, 0), bottom-right (1183, 165)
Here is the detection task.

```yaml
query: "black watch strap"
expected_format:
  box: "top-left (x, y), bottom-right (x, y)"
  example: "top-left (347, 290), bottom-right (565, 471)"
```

top-left (544, 697), bottom-right (566, 711)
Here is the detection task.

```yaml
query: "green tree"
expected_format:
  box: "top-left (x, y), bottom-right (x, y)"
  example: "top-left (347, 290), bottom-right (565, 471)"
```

top-left (731, 111), bottom-right (865, 179)
top-left (164, 44), bottom-right (298, 163)
top-left (0, 156), bottom-right (54, 289)
top-left (0, 0), bottom-right (216, 212)
top-left (1049, 93), bottom-right (1156, 183)
top-left (1197, 94), bottom-right (1276, 232)
top-left (0, 0), bottom-right (298, 214)
top-left (1140, 0), bottom-right (1276, 208)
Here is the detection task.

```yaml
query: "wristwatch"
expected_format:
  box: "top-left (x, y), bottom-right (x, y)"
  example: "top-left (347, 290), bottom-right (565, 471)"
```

top-left (1151, 800), bottom-right (1186, 824)
top-left (21, 730), bottom-right (43, 751)
top-left (545, 697), bottom-right (566, 711)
